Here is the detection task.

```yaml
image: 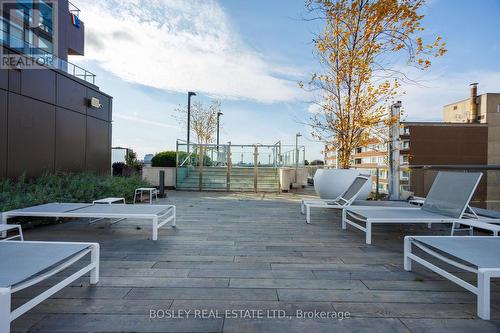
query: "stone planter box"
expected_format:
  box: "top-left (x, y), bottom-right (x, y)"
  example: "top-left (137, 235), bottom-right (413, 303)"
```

top-left (142, 167), bottom-right (176, 188)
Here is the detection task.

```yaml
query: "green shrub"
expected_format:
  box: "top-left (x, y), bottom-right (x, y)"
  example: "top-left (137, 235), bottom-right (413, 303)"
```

top-left (151, 151), bottom-right (178, 167)
top-left (151, 151), bottom-right (213, 167)
top-left (0, 172), bottom-right (152, 212)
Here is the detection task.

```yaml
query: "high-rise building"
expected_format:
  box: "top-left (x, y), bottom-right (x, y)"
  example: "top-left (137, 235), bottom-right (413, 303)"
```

top-left (0, 0), bottom-right (113, 179)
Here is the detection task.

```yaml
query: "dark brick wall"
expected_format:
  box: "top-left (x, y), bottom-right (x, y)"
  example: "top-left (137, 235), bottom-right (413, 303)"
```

top-left (0, 68), bottom-right (113, 179)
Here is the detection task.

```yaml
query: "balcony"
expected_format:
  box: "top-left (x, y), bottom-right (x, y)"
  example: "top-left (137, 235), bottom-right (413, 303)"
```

top-left (0, 30), bottom-right (96, 85)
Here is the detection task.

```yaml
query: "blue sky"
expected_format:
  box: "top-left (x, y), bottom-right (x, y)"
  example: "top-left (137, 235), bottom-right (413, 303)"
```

top-left (71, 0), bottom-right (500, 161)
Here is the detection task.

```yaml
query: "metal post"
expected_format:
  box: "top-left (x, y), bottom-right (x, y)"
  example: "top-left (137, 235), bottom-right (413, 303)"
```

top-left (376, 168), bottom-right (380, 199)
top-left (159, 171), bottom-right (165, 198)
top-left (295, 133), bottom-right (302, 187)
top-left (388, 101), bottom-right (402, 200)
top-left (175, 140), bottom-right (179, 189)
top-left (187, 92), bottom-right (196, 155)
top-left (254, 145), bottom-right (258, 192)
top-left (199, 145), bottom-right (203, 191)
top-left (227, 142), bottom-right (232, 191)
top-left (217, 112), bottom-right (223, 150)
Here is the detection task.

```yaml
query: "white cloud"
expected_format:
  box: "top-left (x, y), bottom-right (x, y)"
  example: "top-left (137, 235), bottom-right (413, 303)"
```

top-left (113, 113), bottom-right (178, 130)
top-left (307, 103), bottom-right (322, 114)
top-left (399, 70), bottom-right (500, 121)
top-left (73, 0), bottom-right (305, 103)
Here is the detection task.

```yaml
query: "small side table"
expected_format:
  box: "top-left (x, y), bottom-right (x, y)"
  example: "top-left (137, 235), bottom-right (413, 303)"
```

top-left (0, 224), bottom-right (24, 241)
top-left (93, 197), bottom-right (126, 205)
top-left (134, 188), bottom-right (158, 204)
top-left (90, 197), bottom-right (126, 224)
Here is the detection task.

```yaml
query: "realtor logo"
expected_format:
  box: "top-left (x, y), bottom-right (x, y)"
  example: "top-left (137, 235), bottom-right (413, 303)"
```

top-left (0, 0), bottom-right (59, 70)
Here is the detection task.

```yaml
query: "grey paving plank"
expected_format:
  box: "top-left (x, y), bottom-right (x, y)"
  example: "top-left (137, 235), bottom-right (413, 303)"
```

top-left (13, 286), bottom-right (131, 300)
top-left (29, 314), bottom-right (223, 332)
top-left (12, 298), bottom-right (174, 315)
top-left (94, 276), bottom-right (230, 288)
top-left (100, 268), bottom-right (190, 278)
top-left (126, 287), bottom-right (278, 301)
top-left (401, 318), bottom-right (500, 333)
top-left (271, 263), bottom-right (391, 272)
top-left (362, 280), bottom-right (465, 292)
top-left (229, 278), bottom-right (367, 290)
top-left (234, 255), bottom-right (343, 263)
top-left (188, 269), bottom-right (314, 279)
top-left (154, 262), bottom-right (271, 270)
top-left (313, 270), bottom-right (444, 281)
top-left (126, 255), bottom-right (235, 262)
top-left (11, 314), bottom-right (47, 333)
top-left (223, 317), bottom-right (410, 333)
top-left (278, 289), bottom-right (476, 303)
top-left (334, 302), bottom-right (477, 319)
top-left (170, 300), bottom-right (334, 316)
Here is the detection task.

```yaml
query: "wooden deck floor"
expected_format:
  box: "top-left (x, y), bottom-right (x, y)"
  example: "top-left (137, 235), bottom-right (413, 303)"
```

top-left (11, 190), bottom-right (500, 332)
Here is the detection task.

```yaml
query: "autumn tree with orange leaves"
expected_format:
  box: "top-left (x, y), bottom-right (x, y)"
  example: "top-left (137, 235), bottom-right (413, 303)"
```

top-left (302, 0), bottom-right (446, 168)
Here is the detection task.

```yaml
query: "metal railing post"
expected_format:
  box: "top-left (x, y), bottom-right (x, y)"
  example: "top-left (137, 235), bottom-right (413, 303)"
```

top-left (176, 140), bottom-right (179, 189)
top-left (227, 142), bottom-right (232, 191)
top-left (199, 145), bottom-right (203, 191)
top-left (254, 145), bottom-right (258, 192)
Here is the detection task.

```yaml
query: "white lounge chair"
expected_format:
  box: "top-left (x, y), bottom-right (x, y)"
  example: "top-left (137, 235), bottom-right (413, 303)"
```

top-left (343, 172), bottom-right (483, 244)
top-left (301, 174), bottom-right (371, 224)
top-left (1, 203), bottom-right (176, 241)
top-left (0, 225), bottom-right (23, 241)
top-left (404, 236), bottom-right (500, 320)
top-left (0, 241), bottom-right (99, 333)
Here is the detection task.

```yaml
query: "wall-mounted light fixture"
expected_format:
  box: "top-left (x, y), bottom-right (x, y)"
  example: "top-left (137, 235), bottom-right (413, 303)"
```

top-left (88, 97), bottom-right (103, 109)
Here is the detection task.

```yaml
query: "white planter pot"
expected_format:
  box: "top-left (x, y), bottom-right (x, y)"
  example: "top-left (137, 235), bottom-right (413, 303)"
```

top-left (313, 169), bottom-right (372, 200)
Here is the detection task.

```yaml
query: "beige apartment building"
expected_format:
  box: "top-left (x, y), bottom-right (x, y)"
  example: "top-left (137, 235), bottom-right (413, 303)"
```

top-left (443, 83), bottom-right (500, 123)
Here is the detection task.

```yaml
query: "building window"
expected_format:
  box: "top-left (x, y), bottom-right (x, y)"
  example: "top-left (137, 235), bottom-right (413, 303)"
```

top-left (355, 158), bottom-right (362, 164)
top-left (400, 170), bottom-right (410, 180)
top-left (453, 105), bottom-right (458, 110)
top-left (400, 155), bottom-right (409, 165)
top-left (402, 140), bottom-right (410, 150)
top-left (355, 147), bottom-right (362, 154)
top-left (401, 127), bottom-right (410, 136)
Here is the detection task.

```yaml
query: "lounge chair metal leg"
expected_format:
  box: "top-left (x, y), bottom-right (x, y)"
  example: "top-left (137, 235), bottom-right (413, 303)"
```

top-left (306, 206), bottom-right (311, 224)
top-left (17, 226), bottom-right (23, 241)
top-left (477, 271), bottom-right (491, 320)
top-left (300, 201), bottom-right (305, 215)
top-left (153, 217), bottom-right (158, 241)
top-left (403, 237), bottom-right (412, 271)
top-left (90, 244), bottom-right (100, 285)
top-left (451, 222), bottom-right (456, 236)
top-left (0, 287), bottom-right (11, 333)
top-left (366, 222), bottom-right (372, 245)
top-left (341, 209), bottom-right (347, 230)
top-left (172, 207), bottom-right (177, 228)
top-left (0, 213), bottom-right (6, 239)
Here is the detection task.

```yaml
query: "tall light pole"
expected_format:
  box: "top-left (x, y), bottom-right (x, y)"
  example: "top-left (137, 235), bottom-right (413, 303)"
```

top-left (295, 132), bottom-right (302, 187)
top-left (216, 111), bottom-right (223, 149)
top-left (187, 91), bottom-right (196, 154)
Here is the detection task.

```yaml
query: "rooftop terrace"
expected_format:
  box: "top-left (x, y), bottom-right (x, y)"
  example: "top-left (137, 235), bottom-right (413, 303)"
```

top-left (11, 190), bottom-right (500, 332)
